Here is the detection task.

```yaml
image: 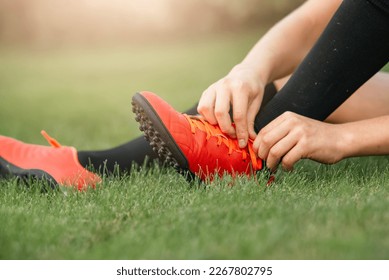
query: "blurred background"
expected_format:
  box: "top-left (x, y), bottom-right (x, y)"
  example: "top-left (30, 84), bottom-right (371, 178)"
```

top-left (0, 0), bottom-right (303, 47)
top-left (0, 0), bottom-right (304, 148)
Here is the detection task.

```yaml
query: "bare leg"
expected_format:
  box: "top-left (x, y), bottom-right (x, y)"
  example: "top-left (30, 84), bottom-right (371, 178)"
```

top-left (274, 71), bottom-right (389, 123)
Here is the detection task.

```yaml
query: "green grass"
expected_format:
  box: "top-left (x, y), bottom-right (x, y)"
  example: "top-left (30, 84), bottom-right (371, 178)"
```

top-left (0, 32), bottom-right (388, 260)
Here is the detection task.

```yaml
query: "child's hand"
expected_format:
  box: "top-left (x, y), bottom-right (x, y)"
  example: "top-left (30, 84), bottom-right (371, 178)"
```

top-left (253, 111), bottom-right (346, 171)
top-left (198, 64), bottom-right (266, 148)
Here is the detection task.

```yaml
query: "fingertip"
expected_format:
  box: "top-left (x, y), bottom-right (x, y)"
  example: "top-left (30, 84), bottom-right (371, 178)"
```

top-left (207, 116), bottom-right (219, 125)
top-left (266, 162), bottom-right (274, 171)
top-left (229, 129), bottom-right (237, 139)
top-left (238, 139), bottom-right (246, 148)
top-left (270, 166), bottom-right (278, 173)
top-left (257, 145), bottom-right (268, 161)
top-left (281, 158), bottom-right (294, 171)
top-left (281, 163), bottom-right (294, 172)
top-left (248, 129), bottom-right (257, 140)
top-left (236, 130), bottom-right (248, 147)
top-left (198, 105), bottom-right (218, 125)
top-left (199, 112), bottom-right (218, 126)
top-left (266, 158), bottom-right (280, 172)
top-left (252, 135), bottom-right (260, 152)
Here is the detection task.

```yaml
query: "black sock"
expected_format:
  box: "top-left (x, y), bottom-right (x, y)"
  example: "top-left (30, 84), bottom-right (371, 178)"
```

top-left (77, 83), bottom-right (278, 173)
top-left (77, 103), bottom-right (199, 173)
top-left (254, 0), bottom-right (389, 132)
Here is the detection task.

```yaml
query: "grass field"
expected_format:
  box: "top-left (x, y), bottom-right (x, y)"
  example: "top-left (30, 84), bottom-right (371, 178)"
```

top-left (0, 32), bottom-right (388, 260)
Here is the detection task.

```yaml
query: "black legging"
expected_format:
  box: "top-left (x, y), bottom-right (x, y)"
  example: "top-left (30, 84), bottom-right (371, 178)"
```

top-left (254, 0), bottom-right (389, 131)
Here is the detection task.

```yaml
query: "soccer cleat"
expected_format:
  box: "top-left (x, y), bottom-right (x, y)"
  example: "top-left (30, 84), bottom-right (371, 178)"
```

top-left (131, 91), bottom-right (266, 181)
top-left (0, 131), bottom-right (101, 190)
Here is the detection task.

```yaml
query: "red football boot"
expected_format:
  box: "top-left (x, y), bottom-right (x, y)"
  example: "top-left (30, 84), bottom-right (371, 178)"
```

top-left (0, 131), bottom-right (101, 190)
top-left (131, 91), bottom-right (266, 181)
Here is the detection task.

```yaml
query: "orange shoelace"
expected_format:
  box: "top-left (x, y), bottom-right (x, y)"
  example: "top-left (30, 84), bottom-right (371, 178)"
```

top-left (183, 114), bottom-right (262, 171)
top-left (41, 130), bottom-right (62, 148)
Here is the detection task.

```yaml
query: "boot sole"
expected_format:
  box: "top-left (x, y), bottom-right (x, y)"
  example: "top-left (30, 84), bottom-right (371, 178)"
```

top-left (131, 93), bottom-right (195, 179)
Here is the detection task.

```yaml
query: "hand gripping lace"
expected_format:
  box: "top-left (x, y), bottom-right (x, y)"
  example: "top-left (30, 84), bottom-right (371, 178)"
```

top-left (183, 114), bottom-right (263, 171)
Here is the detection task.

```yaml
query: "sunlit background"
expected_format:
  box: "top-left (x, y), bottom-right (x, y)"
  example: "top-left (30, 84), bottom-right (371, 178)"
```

top-left (0, 0), bottom-right (303, 47)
